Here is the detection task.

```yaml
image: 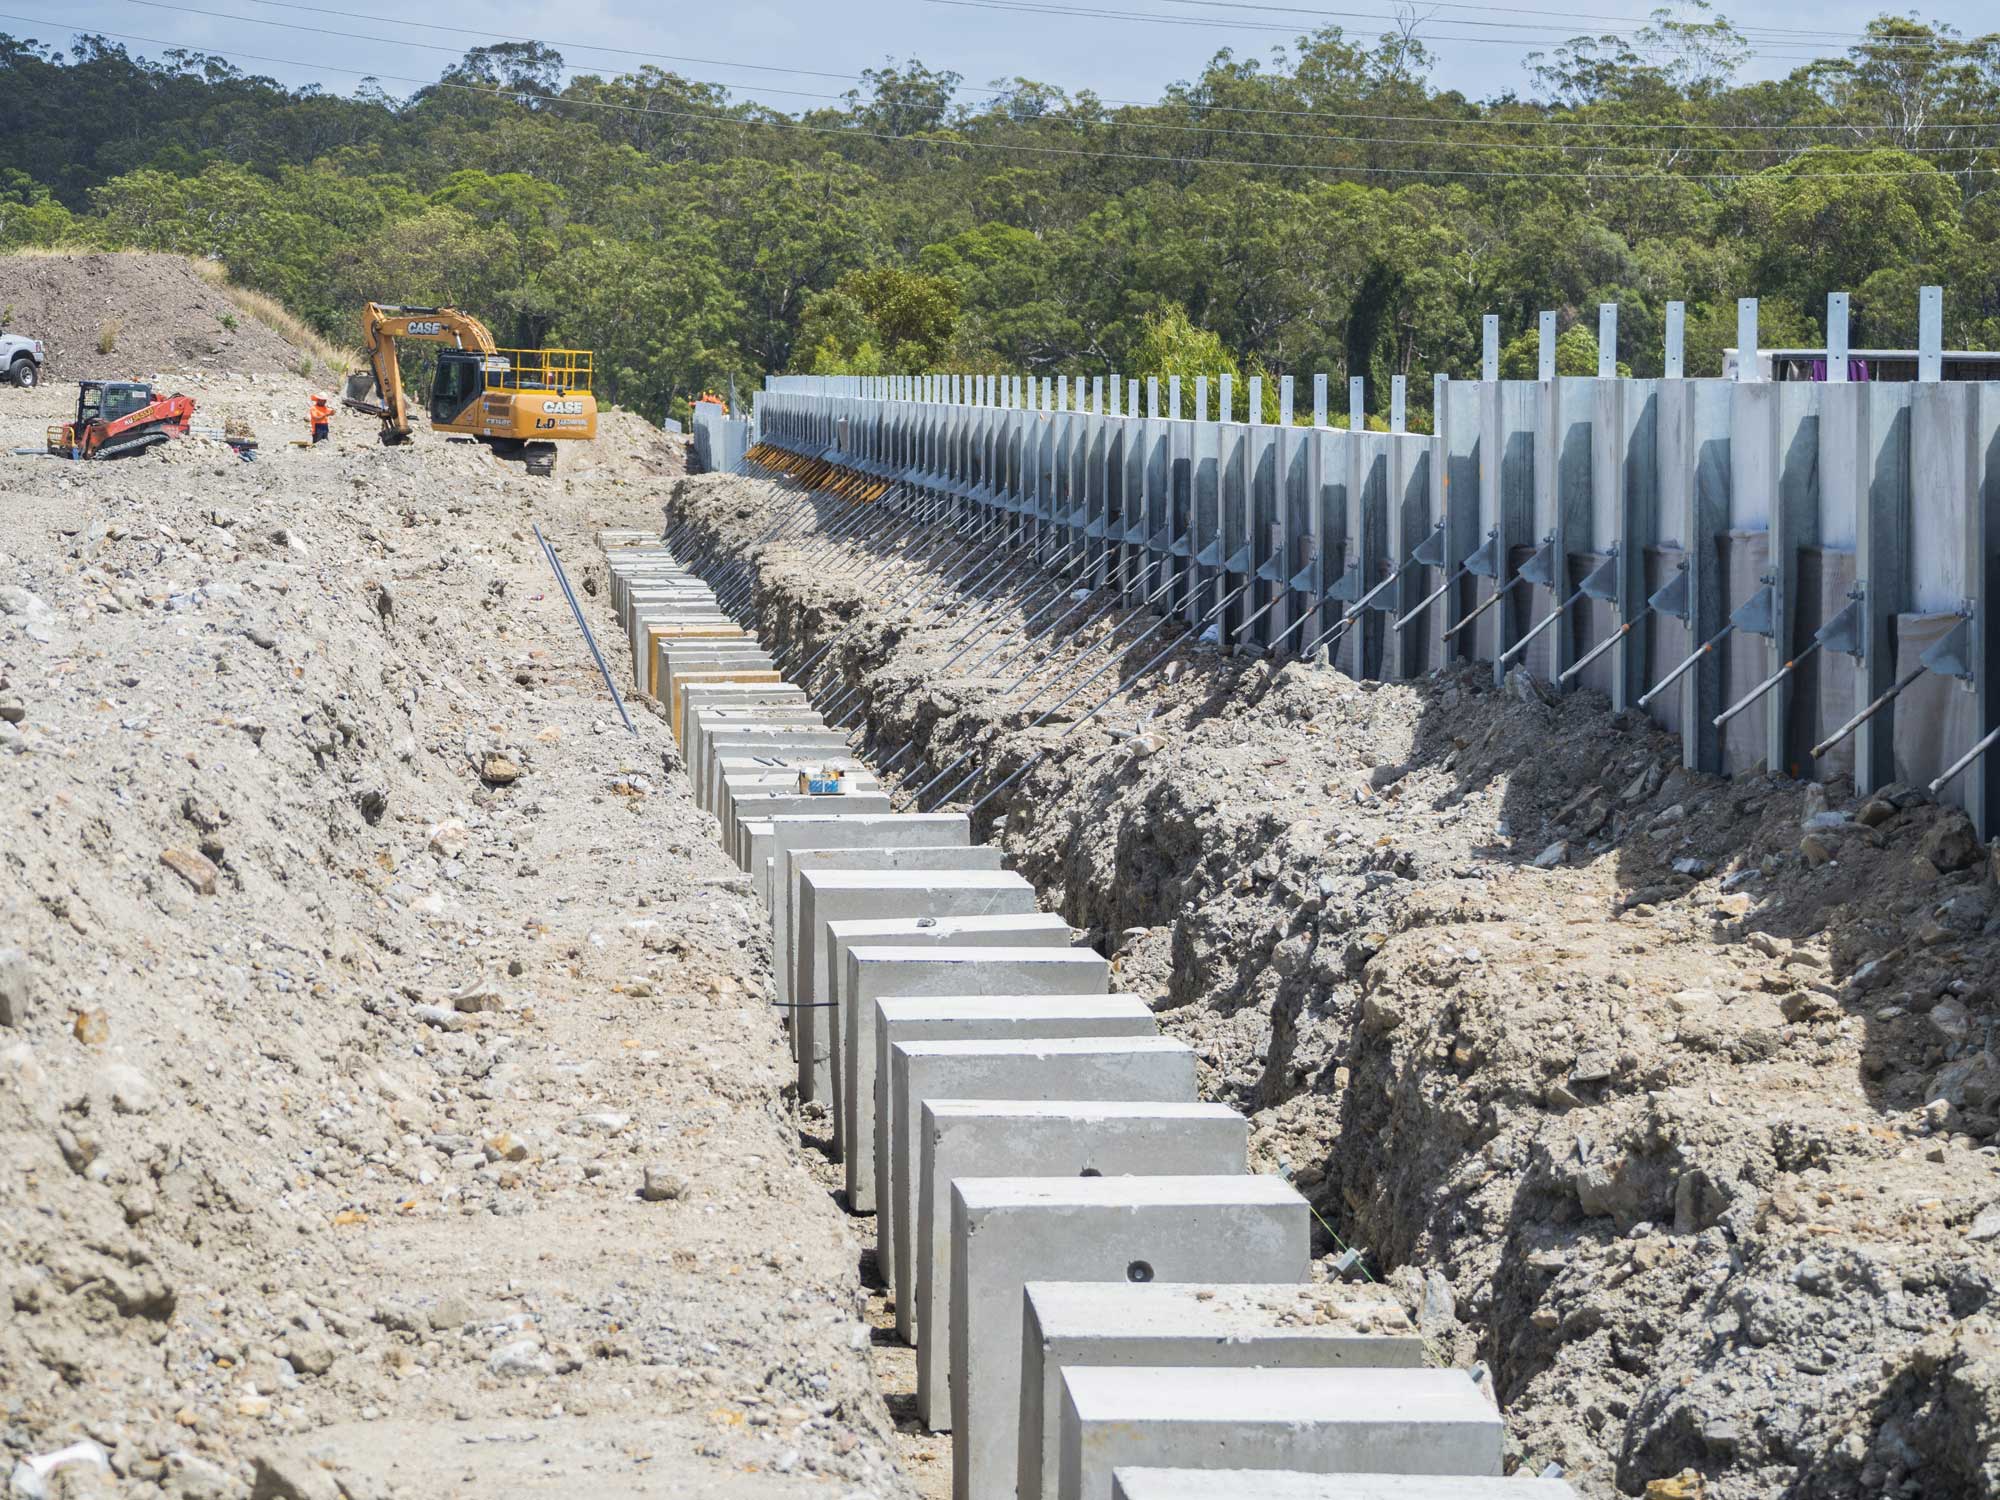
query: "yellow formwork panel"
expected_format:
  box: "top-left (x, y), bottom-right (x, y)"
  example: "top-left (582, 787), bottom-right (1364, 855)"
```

top-left (643, 622), bottom-right (747, 698)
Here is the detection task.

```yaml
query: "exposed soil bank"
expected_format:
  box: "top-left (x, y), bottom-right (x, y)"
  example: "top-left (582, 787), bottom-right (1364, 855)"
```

top-left (667, 471), bottom-right (2000, 1500)
top-left (0, 388), bottom-right (914, 1499)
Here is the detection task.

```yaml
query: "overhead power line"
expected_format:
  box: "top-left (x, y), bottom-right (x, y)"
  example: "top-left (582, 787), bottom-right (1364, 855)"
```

top-left (922, 0), bottom-right (1977, 66)
top-left (1072, 0), bottom-right (2000, 52)
top-left (6, 8), bottom-right (1999, 180)
top-left (95, 0), bottom-right (2000, 157)
top-left (80, 0), bottom-right (2000, 135)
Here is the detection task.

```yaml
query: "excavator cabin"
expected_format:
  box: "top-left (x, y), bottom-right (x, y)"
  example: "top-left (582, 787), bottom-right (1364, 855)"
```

top-left (346, 303), bottom-right (597, 476)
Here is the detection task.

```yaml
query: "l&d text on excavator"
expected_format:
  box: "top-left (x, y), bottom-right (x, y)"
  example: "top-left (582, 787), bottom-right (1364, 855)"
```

top-left (343, 302), bottom-right (597, 476)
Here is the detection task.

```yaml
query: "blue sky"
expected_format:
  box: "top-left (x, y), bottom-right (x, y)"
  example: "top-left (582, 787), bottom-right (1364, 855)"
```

top-left (9, 0), bottom-right (1995, 108)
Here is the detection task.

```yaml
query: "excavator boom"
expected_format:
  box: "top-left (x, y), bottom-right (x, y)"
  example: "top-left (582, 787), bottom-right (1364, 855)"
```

top-left (346, 303), bottom-right (499, 440)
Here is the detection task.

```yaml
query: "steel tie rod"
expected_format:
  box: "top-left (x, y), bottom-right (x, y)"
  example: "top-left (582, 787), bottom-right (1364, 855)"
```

top-left (1636, 622), bottom-right (1736, 709)
top-left (1500, 583), bottom-right (1587, 667)
top-left (985, 549), bottom-right (1185, 679)
top-left (1558, 606), bottom-right (1653, 685)
top-left (717, 488), bottom-right (883, 603)
top-left (1441, 572), bottom-right (1529, 641)
top-left (1296, 564), bottom-right (1408, 657)
top-left (820, 524), bottom-right (1006, 722)
top-left (1392, 564), bottom-right (1470, 633)
top-left (533, 525), bottom-right (636, 737)
top-left (1003, 560), bottom-right (1169, 693)
top-left (919, 579), bottom-right (1249, 811)
top-left (938, 559), bottom-right (1090, 673)
top-left (1264, 594), bottom-right (1333, 654)
top-left (1811, 664), bottom-right (1927, 761)
top-left (968, 589), bottom-right (1266, 818)
top-left (1005, 562), bottom-right (1191, 704)
top-left (1930, 723), bottom-right (2000, 797)
top-left (1714, 639), bottom-right (1820, 728)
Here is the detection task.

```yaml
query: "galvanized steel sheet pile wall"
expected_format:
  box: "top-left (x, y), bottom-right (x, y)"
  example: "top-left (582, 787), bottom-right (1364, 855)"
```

top-left (755, 290), bottom-right (2000, 840)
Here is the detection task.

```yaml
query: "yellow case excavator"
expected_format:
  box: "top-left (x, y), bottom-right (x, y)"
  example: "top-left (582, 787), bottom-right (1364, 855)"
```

top-left (344, 303), bottom-right (597, 476)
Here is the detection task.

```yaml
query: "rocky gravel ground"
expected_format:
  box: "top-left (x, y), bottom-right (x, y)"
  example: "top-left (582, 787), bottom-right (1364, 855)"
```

top-left (667, 470), bottom-right (2000, 1500)
top-left (0, 380), bottom-right (916, 1500)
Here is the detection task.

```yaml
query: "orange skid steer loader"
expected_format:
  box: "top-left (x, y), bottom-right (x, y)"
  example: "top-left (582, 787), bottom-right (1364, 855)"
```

top-left (47, 380), bottom-right (195, 460)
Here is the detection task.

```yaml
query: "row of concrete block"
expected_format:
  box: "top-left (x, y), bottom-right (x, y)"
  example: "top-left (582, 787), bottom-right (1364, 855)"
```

top-left (598, 531), bottom-right (1573, 1500)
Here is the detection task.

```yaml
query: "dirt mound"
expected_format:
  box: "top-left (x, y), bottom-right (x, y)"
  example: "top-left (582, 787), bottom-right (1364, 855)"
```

top-left (0, 253), bottom-right (318, 380)
top-left (0, 393), bottom-right (907, 1497)
top-left (666, 471), bottom-right (2000, 1500)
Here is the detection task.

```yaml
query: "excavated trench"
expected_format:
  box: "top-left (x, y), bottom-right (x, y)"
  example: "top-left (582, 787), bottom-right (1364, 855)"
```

top-left (666, 472), bottom-right (2000, 1500)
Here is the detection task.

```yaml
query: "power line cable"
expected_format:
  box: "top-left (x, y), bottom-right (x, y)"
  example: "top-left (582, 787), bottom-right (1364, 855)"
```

top-left (924, 0), bottom-right (1969, 65)
top-left (92, 0), bottom-right (2000, 131)
top-left (1056, 0), bottom-right (2000, 51)
top-left (98, 0), bottom-right (2000, 155)
top-left (9, 9), bottom-right (1999, 179)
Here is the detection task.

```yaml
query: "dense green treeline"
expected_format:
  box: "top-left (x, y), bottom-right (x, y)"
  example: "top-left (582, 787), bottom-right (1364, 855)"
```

top-left (3, 13), bottom-right (2000, 424)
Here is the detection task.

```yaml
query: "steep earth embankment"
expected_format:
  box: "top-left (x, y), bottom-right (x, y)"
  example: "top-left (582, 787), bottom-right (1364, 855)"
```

top-left (0, 253), bottom-right (341, 382)
top-left (667, 469), bottom-right (2000, 1500)
top-left (0, 385), bottom-right (915, 1499)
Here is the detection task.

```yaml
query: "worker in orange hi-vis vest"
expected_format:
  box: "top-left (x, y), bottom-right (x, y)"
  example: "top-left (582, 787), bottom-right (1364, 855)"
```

top-left (308, 393), bottom-right (333, 444)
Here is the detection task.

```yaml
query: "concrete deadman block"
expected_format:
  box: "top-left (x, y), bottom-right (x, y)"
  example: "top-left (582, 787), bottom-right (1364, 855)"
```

top-left (729, 793), bottom-right (894, 861)
top-left (914, 1101), bottom-right (1245, 1427)
top-left (674, 683), bottom-right (809, 746)
top-left (780, 847), bottom-right (1007, 1091)
top-left (825, 918), bottom-right (1074, 1150)
top-left (718, 769), bottom-right (879, 848)
top-left (704, 728), bottom-right (844, 800)
top-left (630, 615), bottom-right (737, 686)
top-left (843, 947), bottom-right (1112, 1206)
top-left (1055, 1366), bottom-right (1505, 1500)
top-left (1108, 1475), bottom-right (1579, 1500)
top-left (1016, 1281), bottom-right (1425, 1498)
top-left (755, 809), bottom-right (971, 963)
top-left (893, 1034), bottom-right (1198, 1344)
top-left (654, 643), bottom-right (772, 702)
top-left (675, 682), bottom-right (808, 746)
top-left (794, 873), bottom-right (1038, 1119)
top-left (670, 670), bottom-right (786, 745)
top-left (948, 1173), bottom-right (1311, 1500)
top-left (658, 654), bottom-right (776, 706)
top-left (702, 737), bottom-right (848, 813)
top-left (622, 591), bottom-right (714, 643)
top-left (717, 768), bottom-right (881, 855)
top-left (732, 793), bottom-right (895, 861)
top-left (693, 713), bottom-right (832, 799)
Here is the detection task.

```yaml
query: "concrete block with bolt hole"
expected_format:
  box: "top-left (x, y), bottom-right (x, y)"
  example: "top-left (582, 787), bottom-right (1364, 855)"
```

top-left (674, 680), bottom-right (805, 747)
top-left (846, 948), bottom-right (1112, 1212)
top-left (1017, 1281), bottom-right (1425, 1499)
top-left (795, 873), bottom-right (1036, 1120)
top-left (755, 811), bottom-right (974, 1002)
top-left (830, 919), bottom-right (1076, 1206)
top-left (904, 1040), bottom-right (1208, 1360)
top-left (703, 734), bottom-right (849, 814)
top-left (675, 683), bottom-right (808, 747)
top-left (655, 643), bottom-right (771, 706)
top-left (717, 767), bottom-right (880, 856)
top-left (691, 710), bottom-right (829, 798)
top-left (1057, 1366), bottom-right (1503, 1500)
top-left (948, 1174), bottom-right (1309, 1500)
top-left (782, 849), bottom-right (1009, 1092)
top-left (914, 1101), bottom-right (1243, 1427)
top-left (1109, 1475), bottom-right (1577, 1500)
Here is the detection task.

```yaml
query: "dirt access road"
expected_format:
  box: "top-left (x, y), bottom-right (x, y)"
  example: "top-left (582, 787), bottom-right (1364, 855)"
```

top-left (0, 376), bottom-right (915, 1500)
